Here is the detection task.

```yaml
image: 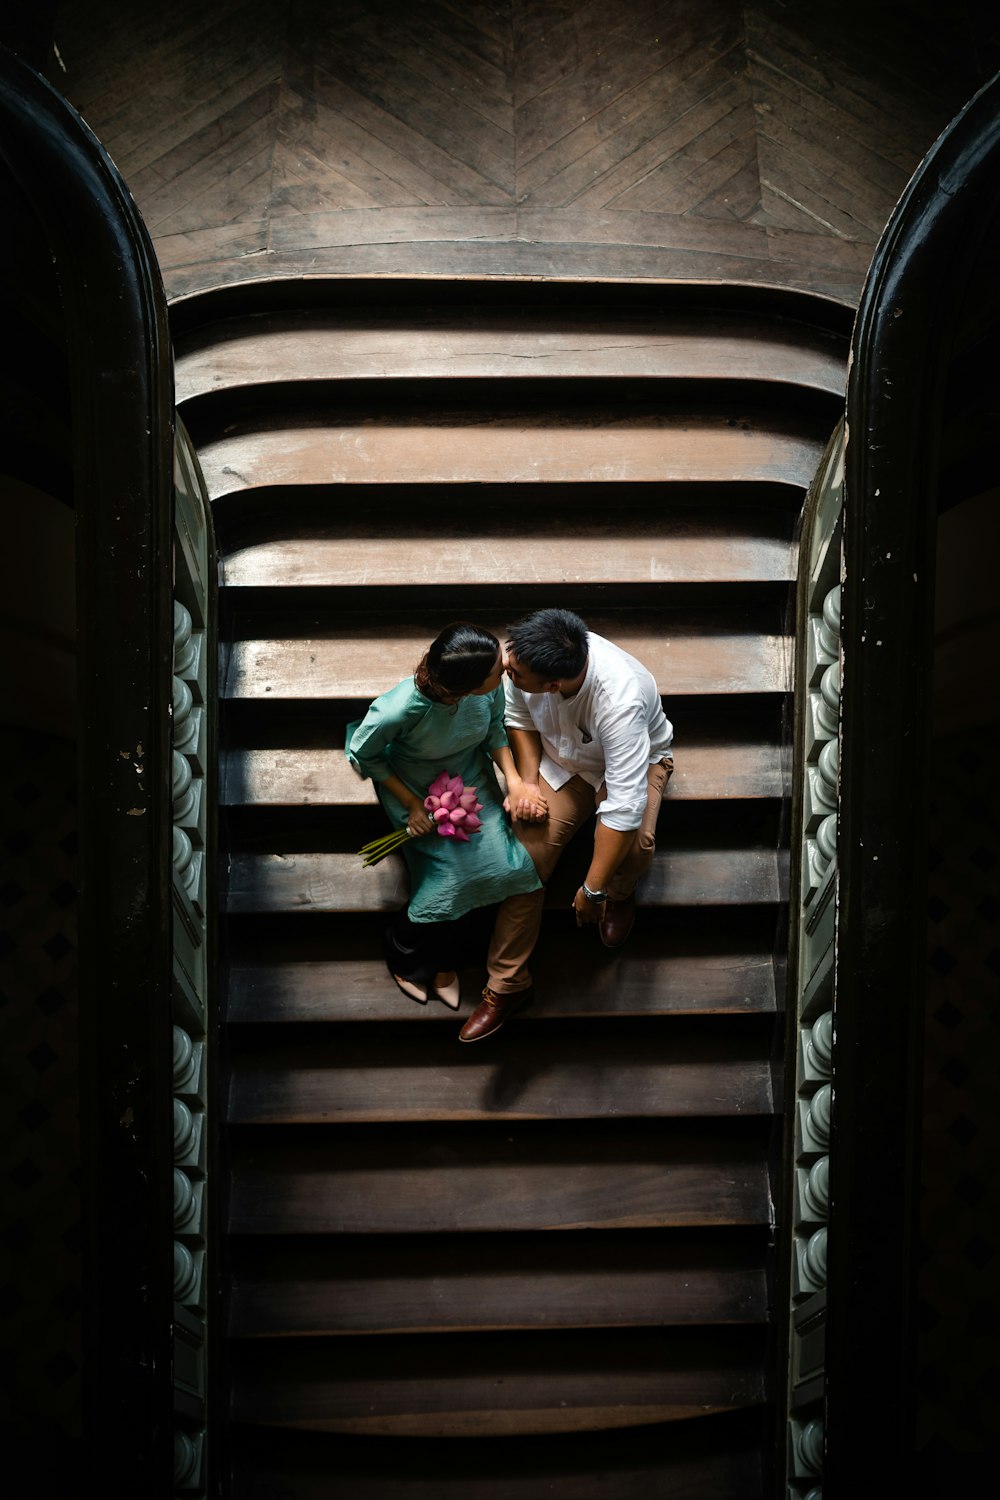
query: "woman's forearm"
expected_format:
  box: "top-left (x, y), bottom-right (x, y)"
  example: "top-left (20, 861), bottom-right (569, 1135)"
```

top-left (381, 771), bottom-right (434, 836)
top-left (491, 745), bottom-right (518, 783)
top-left (508, 728), bottom-right (543, 783)
top-left (381, 772), bottom-right (422, 813)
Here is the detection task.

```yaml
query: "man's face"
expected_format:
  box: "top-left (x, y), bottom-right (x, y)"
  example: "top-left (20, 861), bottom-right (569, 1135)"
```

top-left (504, 647), bottom-right (559, 695)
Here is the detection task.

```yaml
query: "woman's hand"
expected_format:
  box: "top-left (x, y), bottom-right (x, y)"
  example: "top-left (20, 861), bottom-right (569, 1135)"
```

top-left (505, 776), bottom-right (548, 823)
top-left (406, 803), bottom-right (435, 837)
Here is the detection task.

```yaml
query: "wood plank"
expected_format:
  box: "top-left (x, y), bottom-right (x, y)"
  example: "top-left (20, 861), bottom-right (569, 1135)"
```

top-left (230, 1329), bottom-right (766, 1435)
top-left (227, 1418), bottom-right (764, 1500)
top-left (295, 58), bottom-right (508, 206)
top-left (119, 56), bottom-right (282, 185)
top-left (221, 741), bottom-right (786, 807)
top-left (370, 9), bottom-right (514, 135)
top-left (632, 126), bottom-right (759, 219)
top-left (515, 7), bottom-right (737, 169)
top-left (224, 846), bottom-right (781, 915)
top-left (173, 310), bottom-right (846, 399)
top-left (228, 1237), bottom-right (768, 1337)
top-left (226, 1129), bottom-right (772, 1234)
top-left (747, 58), bottom-right (915, 203)
top-left (227, 1028), bottom-right (774, 1124)
top-left (306, 21), bottom-right (515, 194)
top-left (159, 236), bottom-right (866, 306)
top-left (745, 28), bottom-right (940, 176)
top-left (270, 138), bottom-right (388, 216)
top-left (131, 82), bottom-right (279, 233)
top-left (518, 43), bottom-right (747, 207)
top-left (576, 77), bottom-right (754, 215)
top-left (223, 621), bottom-right (793, 701)
top-left (196, 412), bottom-right (825, 497)
top-left (225, 939), bottom-right (777, 1024)
top-left (220, 521), bottom-right (795, 588)
top-left (275, 87), bottom-right (427, 208)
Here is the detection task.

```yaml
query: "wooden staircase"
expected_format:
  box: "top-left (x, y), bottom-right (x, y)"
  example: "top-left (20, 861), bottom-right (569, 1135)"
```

top-left (172, 279), bottom-right (849, 1498)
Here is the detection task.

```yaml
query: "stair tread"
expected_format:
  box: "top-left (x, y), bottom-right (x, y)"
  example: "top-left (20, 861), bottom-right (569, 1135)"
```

top-left (227, 1237), bottom-right (768, 1338)
top-left (198, 410), bottom-right (826, 497)
top-left (223, 620), bottom-right (792, 700)
top-left (174, 307), bottom-right (845, 401)
top-left (229, 1328), bottom-right (767, 1436)
top-left (225, 846), bottom-right (781, 915)
top-left (221, 517), bottom-right (795, 588)
top-left (222, 740), bottom-right (784, 807)
top-left (227, 1128), bottom-right (771, 1235)
top-left (226, 1411), bottom-right (765, 1499)
top-left (227, 1027), bottom-right (775, 1125)
top-left (226, 942), bottom-right (777, 1022)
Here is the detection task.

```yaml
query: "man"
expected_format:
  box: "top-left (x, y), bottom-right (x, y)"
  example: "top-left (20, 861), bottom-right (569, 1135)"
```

top-left (459, 608), bottom-right (674, 1043)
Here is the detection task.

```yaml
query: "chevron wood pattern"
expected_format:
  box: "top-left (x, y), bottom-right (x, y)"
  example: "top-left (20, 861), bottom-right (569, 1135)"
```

top-left (47, 0), bottom-right (997, 301)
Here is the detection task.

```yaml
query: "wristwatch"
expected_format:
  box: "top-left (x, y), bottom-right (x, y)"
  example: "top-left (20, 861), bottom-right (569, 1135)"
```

top-left (581, 882), bottom-right (607, 903)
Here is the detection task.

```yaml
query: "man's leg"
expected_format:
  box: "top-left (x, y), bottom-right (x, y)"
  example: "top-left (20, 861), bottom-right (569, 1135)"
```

top-left (485, 773), bottom-right (596, 996)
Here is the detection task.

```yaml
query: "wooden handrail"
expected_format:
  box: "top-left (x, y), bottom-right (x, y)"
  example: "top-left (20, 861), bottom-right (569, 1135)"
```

top-left (829, 66), bottom-right (1000, 1495)
top-left (0, 47), bottom-right (218, 1497)
top-left (777, 64), bottom-right (1000, 1497)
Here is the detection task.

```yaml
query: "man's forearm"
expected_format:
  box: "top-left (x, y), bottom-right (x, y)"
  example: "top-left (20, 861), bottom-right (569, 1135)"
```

top-left (585, 820), bottom-right (635, 890)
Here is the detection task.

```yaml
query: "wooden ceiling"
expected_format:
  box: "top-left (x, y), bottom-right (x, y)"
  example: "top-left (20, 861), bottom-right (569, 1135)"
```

top-left (42, 0), bottom-right (1000, 302)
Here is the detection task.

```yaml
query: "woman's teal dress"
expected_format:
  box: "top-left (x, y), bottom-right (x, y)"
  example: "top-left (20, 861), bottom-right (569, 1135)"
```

top-left (345, 678), bottom-right (541, 923)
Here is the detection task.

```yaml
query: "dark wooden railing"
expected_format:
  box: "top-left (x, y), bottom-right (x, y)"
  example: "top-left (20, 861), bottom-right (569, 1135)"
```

top-left (0, 48), bottom-right (218, 1498)
top-left (778, 63), bottom-right (1000, 1498)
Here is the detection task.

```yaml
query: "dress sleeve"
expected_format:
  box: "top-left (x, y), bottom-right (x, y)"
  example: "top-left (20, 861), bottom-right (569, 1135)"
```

top-left (345, 683), bottom-right (417, 783)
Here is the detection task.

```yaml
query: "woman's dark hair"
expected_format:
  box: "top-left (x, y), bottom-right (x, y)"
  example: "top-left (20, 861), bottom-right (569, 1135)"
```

top-left (415, 621), bottom-right (500, 699)
top-left (507, 608), bottom-right (588, 680)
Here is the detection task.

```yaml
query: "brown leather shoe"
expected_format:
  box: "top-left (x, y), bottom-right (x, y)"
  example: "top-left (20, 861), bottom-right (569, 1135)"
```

top-left (458, 986), bottom-right (532, 1043)
top-left (599, 893), bottom-right (636, 949)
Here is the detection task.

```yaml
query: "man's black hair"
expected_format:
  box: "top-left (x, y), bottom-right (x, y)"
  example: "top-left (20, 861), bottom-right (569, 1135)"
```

top-left (507, 608), bottom-right (589, 680)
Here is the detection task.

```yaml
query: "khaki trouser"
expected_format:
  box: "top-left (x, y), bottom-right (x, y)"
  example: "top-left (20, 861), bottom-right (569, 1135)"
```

top-left (486, 758), bottom-right (673, 995)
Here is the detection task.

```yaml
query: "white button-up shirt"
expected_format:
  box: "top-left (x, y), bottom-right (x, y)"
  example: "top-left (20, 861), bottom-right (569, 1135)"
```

top-left (503, 632), bottom-right (674, 832)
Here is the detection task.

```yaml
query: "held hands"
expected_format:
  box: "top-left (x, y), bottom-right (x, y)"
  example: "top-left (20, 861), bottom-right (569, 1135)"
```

top-left (573, 886), bottom-right (605, 927)
top-left (504, 776), bottom-right (548, 823)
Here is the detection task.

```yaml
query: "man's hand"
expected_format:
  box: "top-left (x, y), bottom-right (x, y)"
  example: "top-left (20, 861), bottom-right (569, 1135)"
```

top-left (573, 886), bottom-right (605, 926)
top-left (504, 776), bottom-right (548, 823)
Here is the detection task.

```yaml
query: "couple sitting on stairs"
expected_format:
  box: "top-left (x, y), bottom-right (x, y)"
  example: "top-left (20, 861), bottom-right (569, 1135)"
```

top-left (346, 607), bottom-right (674, 1043)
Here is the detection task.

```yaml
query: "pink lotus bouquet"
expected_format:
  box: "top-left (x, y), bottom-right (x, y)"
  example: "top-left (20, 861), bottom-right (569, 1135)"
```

top-left (358, 771), bottom-right (484, 867)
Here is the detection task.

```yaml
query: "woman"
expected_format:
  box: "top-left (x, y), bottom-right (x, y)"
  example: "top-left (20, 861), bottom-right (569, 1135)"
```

top-left (346, 622), bottom-right (544, 1007)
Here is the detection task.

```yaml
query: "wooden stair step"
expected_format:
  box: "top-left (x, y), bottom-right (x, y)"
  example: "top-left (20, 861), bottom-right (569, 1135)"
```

top-left (225, 845), bottom-right (781, 915)
top-left (220, 514), bottom-right (795, 588)
top-left (229, 1328), bottom-right (767, 1436)
top-left (227, 1128), bottom-right (771, 1234)
top-left (211, 478), bottom-right (805, 538)
top-left (197, 410), bottom-right (826, 497)
top-left (227, 1026), bottom-right (774, 1125)
top-left (222, 739), bottom-right (784, 808)
top-left (174, 307), bottom-right (846, 401)
top-left (223, 619), bottom-right (792, 701)
top-left (226, 1416), bottom-right (764, 1500)
top-left (227, 1236), bottom-right (768, 1338)
top-left (225, 941), bottom-right (777, 1023)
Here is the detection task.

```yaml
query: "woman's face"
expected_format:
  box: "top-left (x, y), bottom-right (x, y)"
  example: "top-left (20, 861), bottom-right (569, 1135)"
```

top-left (467, 648), bottom-right (504, 696)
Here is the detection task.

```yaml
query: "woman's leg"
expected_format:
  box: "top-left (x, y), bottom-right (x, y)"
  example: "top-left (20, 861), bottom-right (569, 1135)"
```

top-left (384, 910), bottom-right (441, 985)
